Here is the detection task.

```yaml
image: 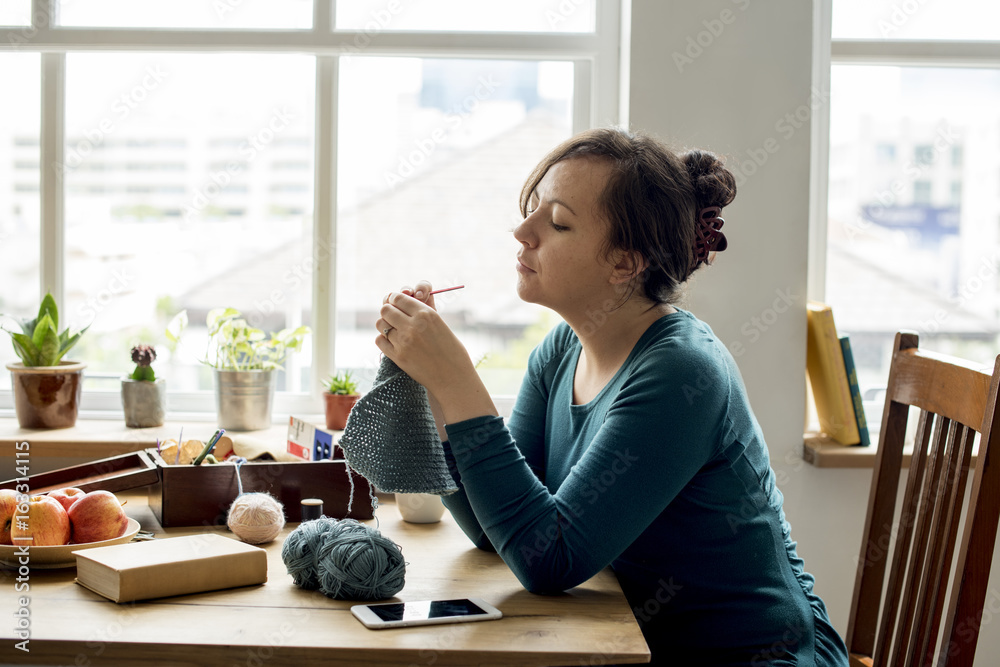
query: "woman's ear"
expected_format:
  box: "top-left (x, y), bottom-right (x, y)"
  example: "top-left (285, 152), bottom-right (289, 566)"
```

top-left (609, 249), bottom-right (648, 285)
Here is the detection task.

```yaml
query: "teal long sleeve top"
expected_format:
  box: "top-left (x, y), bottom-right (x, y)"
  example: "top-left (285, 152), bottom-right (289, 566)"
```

top-left (441, 310), bottom-right (849, 666)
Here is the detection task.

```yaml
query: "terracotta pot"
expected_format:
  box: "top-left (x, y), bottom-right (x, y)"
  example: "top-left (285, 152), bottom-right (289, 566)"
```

top-left (6, 361), bottom-right (86, 429)
top-left (324, 393), bottom-right (359, 431)
top-left (121, 378), bottom-right (166, 428)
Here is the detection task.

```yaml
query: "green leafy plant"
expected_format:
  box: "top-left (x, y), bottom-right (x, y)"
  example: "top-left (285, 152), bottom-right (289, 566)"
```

top-left (166, 308), bottom-right (310, 371)
top-left (129, 344), bottom-right (158, 381)
top-left (2, 293), bottom-right (88, 367)
top-left (324, 370), bottom-right (359, 395)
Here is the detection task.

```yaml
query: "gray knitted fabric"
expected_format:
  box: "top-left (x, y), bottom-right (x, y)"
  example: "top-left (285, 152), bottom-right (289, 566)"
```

top-left (338, 356), bottom-right (458, 496)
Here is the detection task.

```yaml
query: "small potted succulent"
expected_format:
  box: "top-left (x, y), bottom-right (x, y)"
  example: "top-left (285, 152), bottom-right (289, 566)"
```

top-left (323, 370), bottom-right (360, 431)
top-left (2, 293), bottom-right (88, 429)
top-left (121, 344), bottom-right (166, 428)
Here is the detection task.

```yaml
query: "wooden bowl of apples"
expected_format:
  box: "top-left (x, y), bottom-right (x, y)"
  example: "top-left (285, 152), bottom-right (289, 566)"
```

top-left (0, 488), bottom-right (140, 569)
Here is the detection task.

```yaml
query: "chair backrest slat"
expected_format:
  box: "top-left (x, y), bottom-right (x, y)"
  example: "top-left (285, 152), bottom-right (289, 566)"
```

top-left (846, 332), bottom-right (1000, 667)
top-left (872, 410), bottom-right (932, 664)
top-left (917, 425), bottom-right (975, 666)
top-left (904, 420), bottom-right (964, 667)
top-left (890, 415), bottom-right (951, 667)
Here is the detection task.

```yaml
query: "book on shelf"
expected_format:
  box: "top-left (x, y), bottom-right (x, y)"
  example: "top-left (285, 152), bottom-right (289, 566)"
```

top-left (74, 533), bottom-right (267, 604)
top-left (805, 301), bottom-right (861, 446)
top-left (839, 334), bottom-right (871, 447)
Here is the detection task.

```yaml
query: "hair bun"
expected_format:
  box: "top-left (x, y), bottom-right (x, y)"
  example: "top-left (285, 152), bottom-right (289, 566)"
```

top-left (683, 150), bottom-right (736, 210)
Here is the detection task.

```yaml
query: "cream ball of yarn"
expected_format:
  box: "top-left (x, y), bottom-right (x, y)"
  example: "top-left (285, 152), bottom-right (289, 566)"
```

top-left (227, 492), bottom-right (286, 544)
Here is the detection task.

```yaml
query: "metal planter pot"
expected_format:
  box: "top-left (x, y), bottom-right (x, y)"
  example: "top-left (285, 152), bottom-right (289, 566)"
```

top-left (214, 369), bottom-right (275, 431)
top-left (121, 378), bottom-right (166, 428)
top-left (6, 361), bottom-right (86, 429)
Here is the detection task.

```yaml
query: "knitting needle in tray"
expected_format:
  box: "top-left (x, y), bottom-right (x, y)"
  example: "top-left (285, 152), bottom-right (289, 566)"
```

top-left (428, 285), bottom-right (464, 296)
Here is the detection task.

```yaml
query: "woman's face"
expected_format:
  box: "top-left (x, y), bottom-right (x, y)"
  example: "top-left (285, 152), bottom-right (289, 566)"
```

top-left (513, 157), bottom-right (620, 311)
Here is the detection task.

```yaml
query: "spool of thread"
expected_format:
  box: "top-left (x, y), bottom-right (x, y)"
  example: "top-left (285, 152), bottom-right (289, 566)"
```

top-left (281, 517), bottom-right (405, 600)
top-left (301, 498), bottom-right (323, 522)
top-left (227, 492), bottom-right (286, 544)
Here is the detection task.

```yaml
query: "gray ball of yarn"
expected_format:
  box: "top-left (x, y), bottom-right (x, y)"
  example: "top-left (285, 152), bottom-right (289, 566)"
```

top-left (281, 517), bottom-right (332, 590)
top-left (282, 517), bottom-right (406, 601)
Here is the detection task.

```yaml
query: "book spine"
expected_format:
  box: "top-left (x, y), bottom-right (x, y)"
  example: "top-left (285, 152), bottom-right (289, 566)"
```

top-left (839, 335), bottom-right (871, 447)
top-left (806, 305), bottom-right (861, 445)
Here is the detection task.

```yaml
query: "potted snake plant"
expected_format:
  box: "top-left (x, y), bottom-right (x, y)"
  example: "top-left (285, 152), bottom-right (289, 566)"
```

top-left (2, 293), bottom-right (89, 429)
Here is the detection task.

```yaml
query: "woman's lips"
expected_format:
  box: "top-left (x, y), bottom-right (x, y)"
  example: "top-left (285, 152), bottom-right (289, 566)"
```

top-left (516, 259), bottom-right (535, 274)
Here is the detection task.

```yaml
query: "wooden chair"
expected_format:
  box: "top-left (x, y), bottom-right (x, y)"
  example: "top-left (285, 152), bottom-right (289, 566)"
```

top-left (845, 332), bottom-right (1000, 667)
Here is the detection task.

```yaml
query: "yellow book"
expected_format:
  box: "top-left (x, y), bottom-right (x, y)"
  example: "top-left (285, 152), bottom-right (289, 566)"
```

top-left (74, 533), bottom-right (267, 603)
top-left (806, 301), bottom-right (861, 445)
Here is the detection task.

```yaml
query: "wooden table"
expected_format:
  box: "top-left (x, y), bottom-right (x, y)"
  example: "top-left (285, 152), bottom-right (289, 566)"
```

top-left (0, 491), bottom-right (650, 666)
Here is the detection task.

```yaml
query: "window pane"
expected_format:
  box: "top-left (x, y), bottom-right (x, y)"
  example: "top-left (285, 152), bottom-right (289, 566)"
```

top-left (63, 53), bottom-right (315, 394)
top-left (0, 1), bottom-right (31, 26)
top-left (826, 66), bottom-right (1000, 403)
top-left (0, 53), bottom-right (41, 389)
top-left (58, 0), bottom-right (312, 29)
top-left (336, 0), bottom-right (595, 33)
top-left (833, 0), bottom-right (1000, 40)
top-left (336, 57), bottom-right (574, 394)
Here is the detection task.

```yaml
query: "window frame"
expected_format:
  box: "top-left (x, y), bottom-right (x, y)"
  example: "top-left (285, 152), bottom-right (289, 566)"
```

top-left (0, 0), bottom-right (620, 418)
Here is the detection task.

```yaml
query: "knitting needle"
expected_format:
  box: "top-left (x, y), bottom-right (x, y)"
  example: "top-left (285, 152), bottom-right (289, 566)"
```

top-left (428, 285), bottom-right (464, 296)
top-left (174, 427), bottom-right (184, 465)
top-left (193, 428), bottom-right (226, 466)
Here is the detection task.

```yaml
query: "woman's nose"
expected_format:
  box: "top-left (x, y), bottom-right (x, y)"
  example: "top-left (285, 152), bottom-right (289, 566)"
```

top-left (513, 217), bottom-right (534, 247)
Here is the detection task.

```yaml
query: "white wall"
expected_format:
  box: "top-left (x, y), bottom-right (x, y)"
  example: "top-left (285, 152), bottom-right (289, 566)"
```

top-left (626, 0), bottom-right (1000, 662)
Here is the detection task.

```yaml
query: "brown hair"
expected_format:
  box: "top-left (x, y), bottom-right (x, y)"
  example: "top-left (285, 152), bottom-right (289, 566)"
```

top-left (519, 127), bottom-right (736, 305)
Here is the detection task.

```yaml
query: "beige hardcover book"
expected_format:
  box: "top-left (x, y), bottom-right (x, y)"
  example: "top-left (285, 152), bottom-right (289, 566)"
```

top-left (74, 533), bottom-right (267, 603)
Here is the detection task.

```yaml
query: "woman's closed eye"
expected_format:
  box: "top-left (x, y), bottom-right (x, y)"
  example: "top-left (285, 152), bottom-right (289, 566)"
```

top-left (550, 221), bottom-right (569, 232)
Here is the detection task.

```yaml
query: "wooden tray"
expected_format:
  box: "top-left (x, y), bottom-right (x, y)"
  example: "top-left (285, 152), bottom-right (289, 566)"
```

top-left (0, 450), bottom-right (159, 495)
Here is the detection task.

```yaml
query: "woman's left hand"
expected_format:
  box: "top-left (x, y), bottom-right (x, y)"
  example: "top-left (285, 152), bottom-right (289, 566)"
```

top-left (375, 289), bottom-right (477, 401)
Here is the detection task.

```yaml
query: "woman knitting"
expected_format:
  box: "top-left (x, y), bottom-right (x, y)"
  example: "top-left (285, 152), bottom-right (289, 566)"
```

top-left (375, 128), bottom-right (849, 666)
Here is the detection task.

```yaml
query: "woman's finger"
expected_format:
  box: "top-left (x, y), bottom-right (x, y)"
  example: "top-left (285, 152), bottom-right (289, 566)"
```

top-left (412, 280), bottom-right (434, 301)
top-left (384, 291), bottom-right (428, 317)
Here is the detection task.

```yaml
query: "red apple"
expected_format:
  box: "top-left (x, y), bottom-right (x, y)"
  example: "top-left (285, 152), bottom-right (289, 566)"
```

top-left (10, 495), bottom-right (71, 546)
top-left (0, 489), bottom-right (18, 545)
top-left (67, 490), bottom-right (129, 544)
top-left (48, 487), bottom-right (86, 513)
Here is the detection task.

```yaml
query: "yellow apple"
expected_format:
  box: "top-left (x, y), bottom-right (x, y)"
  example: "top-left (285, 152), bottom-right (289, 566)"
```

top-left (11, 495), bottom-right (71, 546)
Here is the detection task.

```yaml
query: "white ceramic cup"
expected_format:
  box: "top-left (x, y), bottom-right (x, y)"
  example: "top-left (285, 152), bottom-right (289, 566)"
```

top-left (395, 493), bottom-right (446, 524)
